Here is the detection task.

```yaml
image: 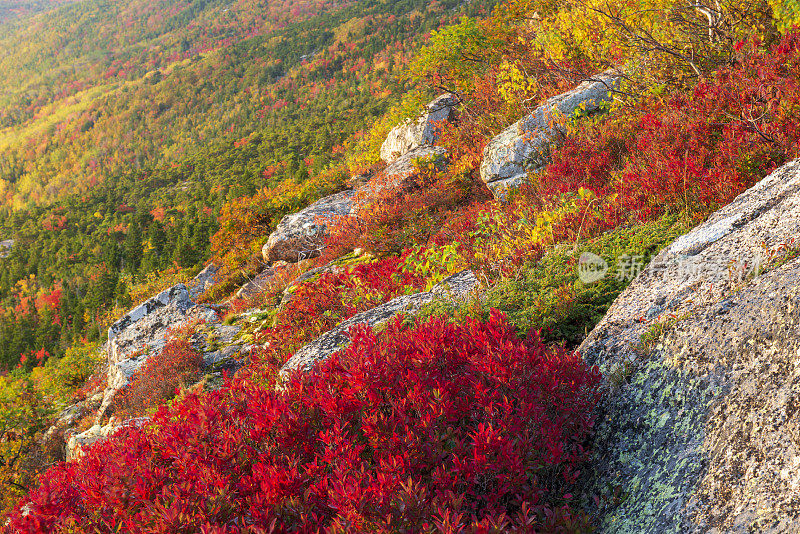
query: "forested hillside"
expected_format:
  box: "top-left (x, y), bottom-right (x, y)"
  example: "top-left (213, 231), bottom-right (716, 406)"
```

top-left (0, 1), bottom-right (74, 22)
top-left (0, 0), bottom-right (496, 369)
top-left (3, 0), bottom-right (800, 530)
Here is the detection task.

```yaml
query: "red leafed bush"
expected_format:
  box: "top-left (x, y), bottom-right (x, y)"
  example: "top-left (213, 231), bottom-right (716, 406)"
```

top-left (115, 339), bottom-right (202, 417)
top-left (538, 32), bottom-right (800, 222)
top-left (8, 312), bottom-right (600, 533)
top-left (324, 154), bottom-right (485, 261)
top-left (252, 253), bottom-right (425, 364)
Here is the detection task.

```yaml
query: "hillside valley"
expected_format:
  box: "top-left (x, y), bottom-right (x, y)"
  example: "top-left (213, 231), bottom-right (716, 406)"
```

top-left (2, 0), bottom-right (800, 532)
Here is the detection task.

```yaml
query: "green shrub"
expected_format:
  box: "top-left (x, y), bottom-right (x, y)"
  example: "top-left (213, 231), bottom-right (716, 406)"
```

top-left (426, 214), bottom-right (687, 346)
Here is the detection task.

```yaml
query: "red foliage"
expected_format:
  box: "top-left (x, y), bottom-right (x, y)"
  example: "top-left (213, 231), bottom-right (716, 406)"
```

top-left (34, 287), bottom-right (62, 312)
top-left (13, 296), bottom-right (32, 317)
top-left (41, 214), bottom-right (67, 232)
top-left (74, 371), bottom-right (106, 402)
top-left (149, 207), bottom-right (166, 221)
top-left (253, 254), bottom-right (425, 364)
top-left (9, 312), bottom-right (599, 532)
top-left (539, 33), bottom-right (800, 222)
top-left (324, 155), bottom-right (484, 260)
top-left (114, 339), bottom-right (202, 417)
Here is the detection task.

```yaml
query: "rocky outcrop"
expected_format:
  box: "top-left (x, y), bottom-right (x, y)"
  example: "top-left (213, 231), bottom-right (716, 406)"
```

top-left (106, 284), bottom-right (216, 391)
top-left (67, 417), bottom-right (150, 461)
top-left (379, 94), bottom-right (458, 164)
top-left (350, 146), bottom-right (448, 217)
top-left (280, 269), bottom-right (478, 376)
top-left (261, 189), bottom-right (355, 264)
top-left (384, 145), bottom-right (447, 183)
top-left (480, 71), bottom-right (620, 199)
top-left (235, 267), bottom-right (276, 299)
top-left (260, 147), bottom-right (448, 266)
top-left (579, 159), bottom-right (800, 532)
top-left (42, 391), bottom-right (104, 457)
top-left (261, 95), bottom-right (455, 266)
top-left (201, 323), bottom-right (244, 373)
top-left (98, 268), bottom-right (225, 421)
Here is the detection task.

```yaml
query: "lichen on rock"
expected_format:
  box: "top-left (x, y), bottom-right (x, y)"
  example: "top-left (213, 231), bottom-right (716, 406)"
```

top-left (579, 158), bottom-right (800, 531)
top-left (480, 71), bottom-right (620, 199)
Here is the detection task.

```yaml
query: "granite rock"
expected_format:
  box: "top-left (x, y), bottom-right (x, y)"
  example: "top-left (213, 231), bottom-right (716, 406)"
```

top-left (261, 189), bottom-right (355, 264)
top-left (578, 159), bottom-right (800, 532)
top-left (379, 94), bottom-right (458, 164)
top-left (480, 71), bottom-right (620, 199)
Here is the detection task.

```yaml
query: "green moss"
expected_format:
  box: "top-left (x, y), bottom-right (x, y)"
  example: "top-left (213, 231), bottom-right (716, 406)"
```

top-left (423, 213), bottom-right (688, 346)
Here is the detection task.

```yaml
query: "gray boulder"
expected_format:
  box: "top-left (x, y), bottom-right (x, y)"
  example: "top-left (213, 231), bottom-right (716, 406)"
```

top-left (578, 159), bottom-right (800, 532)
top-left (66, 417), bottom-right (150, 461)
top-left (0, 238), bottom-right (13, 258)
top-left (380, 94), bottom-right (458, 164)
top-left (351, 146), bottom-right (448, 216)
top-left (202, 344), bottom-right (244, 373)
top-left (280, 269), bottom-right (478, 377)
top-left (106, 299), bottom-right (218, 391)
top-left (107, 284), bottom-right (191, 347)
top-left (480, 71), bottom-right (620, 199)
top-left (261, 189), bottom-right (355, 264)
top-left (235, 267), bottom-right (276, 299)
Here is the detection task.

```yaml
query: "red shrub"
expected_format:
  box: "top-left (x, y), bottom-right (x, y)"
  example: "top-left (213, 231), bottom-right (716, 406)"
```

top-left (252, 254), bottom-right (425, 365)
top-left (8, 312), bottom-right (600, 533)
top-left (538, 32), bottom-right (800, 222)
top-left (537, 116), bottom-right (633, 199)
top-left (115, 339), bottom-right (202, 417)
top-left (324, 154), bottom-right (484, 261)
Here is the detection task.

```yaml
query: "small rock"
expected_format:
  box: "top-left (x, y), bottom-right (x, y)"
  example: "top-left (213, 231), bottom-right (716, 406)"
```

top-left (261, 189), bottom-right (355, 264)
top-left (379, 94), bottom-right (458, 164)
top-left (66, 417), bottom-right (150, 461)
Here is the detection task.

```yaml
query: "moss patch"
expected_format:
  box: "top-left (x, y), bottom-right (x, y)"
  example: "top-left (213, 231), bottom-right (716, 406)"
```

top-left (423, 214), bottom-right (687, 345)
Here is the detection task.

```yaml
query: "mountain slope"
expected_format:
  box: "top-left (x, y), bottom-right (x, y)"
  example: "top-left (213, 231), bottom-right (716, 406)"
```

top-left (0, 0), bottom-right (498, 370)
top-left (4, 0), bottom-right (800, 530)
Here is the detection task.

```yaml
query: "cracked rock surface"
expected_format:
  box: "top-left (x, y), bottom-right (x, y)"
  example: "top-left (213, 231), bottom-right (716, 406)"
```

top-left (579, 159), bottom-right (800, 532)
